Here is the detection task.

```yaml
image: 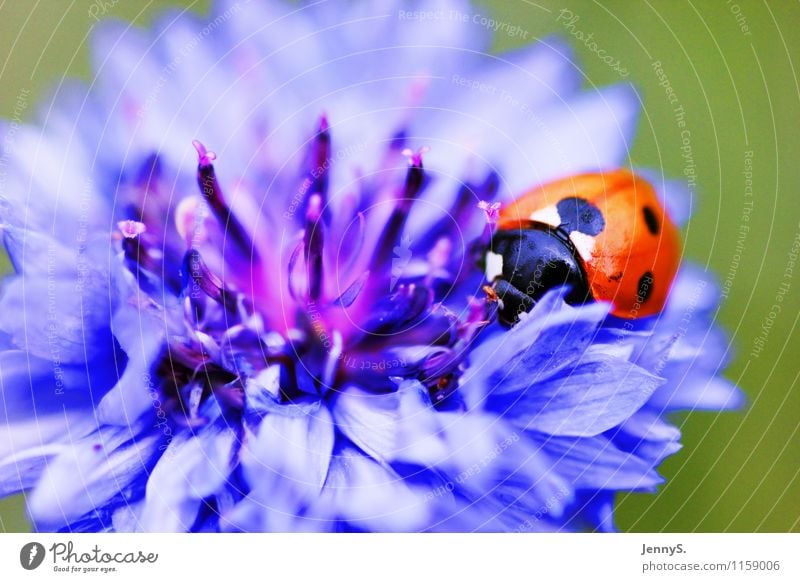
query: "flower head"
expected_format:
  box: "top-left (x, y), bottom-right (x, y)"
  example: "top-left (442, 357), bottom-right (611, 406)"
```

top-left (0, 0), bottom-right (741, 532)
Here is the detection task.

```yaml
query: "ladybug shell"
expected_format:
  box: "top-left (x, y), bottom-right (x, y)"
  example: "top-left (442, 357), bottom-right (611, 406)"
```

top-left (497, 170), bottom-right (681, 319)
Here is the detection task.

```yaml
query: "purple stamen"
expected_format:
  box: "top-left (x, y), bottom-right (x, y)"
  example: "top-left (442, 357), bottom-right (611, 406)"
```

top-left (308, 115), bottom-right (331, 219)
top-left (456, 173), bottom-right (499, 225)
top-left (118, 219), bottom-right (146, 239)
top-left (183, 248), bottom-right (238, 314)
top-left (423, 173), bottom-right (498, 263)
top-left (332, 270), bottom-right (369, 307)
top-left (118, 220), bottom-right (156, 275)
top-left (287, 236), bottom-right (305, 302)
top-left (193, 140), bottom-right (254, 259)
top-left (371, 147), bottom-right (427, 271)
top-left (478, 200), bottom-right (501, 225)
top-left (121, 236), bottom-right (145, 270)
top-left (339, 210), bottom-right (366, 275)
top-left (304, 194), bottom-right (324, 302)
top-left (475, 199), bottom-right (502, 258)
top-left (192, 139), bottom-right (217, 167)
top-left (402, 146), bottom-right (429, 171)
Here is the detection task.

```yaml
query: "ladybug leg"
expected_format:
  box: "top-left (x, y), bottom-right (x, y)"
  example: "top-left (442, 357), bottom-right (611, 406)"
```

top-left (492, 278), bottom-right (534, 325)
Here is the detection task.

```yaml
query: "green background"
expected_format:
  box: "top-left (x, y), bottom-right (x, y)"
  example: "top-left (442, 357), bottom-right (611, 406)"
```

top-left (1, 0), bottom-right (798, 532)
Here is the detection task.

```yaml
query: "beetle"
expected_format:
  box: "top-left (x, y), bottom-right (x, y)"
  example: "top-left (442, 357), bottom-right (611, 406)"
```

top-left (484, 170), bottom-right (681, 324)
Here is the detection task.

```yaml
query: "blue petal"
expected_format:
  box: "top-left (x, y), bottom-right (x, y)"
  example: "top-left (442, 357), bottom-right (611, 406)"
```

top-left (0, 274), bottom-right (115, 364)
top-left (0, 122), bottom-right (113, 243)
top-left (532, 432), bottom-right (663, 492)
top-left (1, 349), bottom-right (105, 423)
top-left (321, 446), bottom-right (432, 532)
top-left (650, 376), bottom-right (744, 411)
top-left (332, 381), bottom-right (434, 462)
top-left (478, 304), bottom-right (610, 397)
top-left (0, 444), bottom-right (61, 497)
top-left (0, 349), bottom-right (119, 492)
top-left (561, 490), bottom-right (617, 532)
top-left (491, 353), bottom-right (662, 437)
top-left (609, 409), bottom-right (683, 464)
top-left (461, 289), bottom-right (609, 405)
top-left (139, 422), bottom-right (237, 532)
top-left (498, 83), bottom-right (641, 195)
top-left (228, 402), bottom-right (334, 532)
top-left (27, 427), bottom-right (160, 531)
top-left (96, 305), bottom-right (165, 425)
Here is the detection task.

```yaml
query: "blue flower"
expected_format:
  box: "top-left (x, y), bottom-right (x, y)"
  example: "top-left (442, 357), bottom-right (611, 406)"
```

top-left (0, 0), bottom-right (742, 532)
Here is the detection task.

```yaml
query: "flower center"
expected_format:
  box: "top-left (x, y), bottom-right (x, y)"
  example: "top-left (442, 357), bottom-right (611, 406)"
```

top-left (117, 120), bottom-right (503, 423)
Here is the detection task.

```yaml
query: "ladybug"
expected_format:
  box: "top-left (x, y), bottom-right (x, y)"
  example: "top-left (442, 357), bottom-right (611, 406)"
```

top-left (484, 170), bottom-right (680, 324)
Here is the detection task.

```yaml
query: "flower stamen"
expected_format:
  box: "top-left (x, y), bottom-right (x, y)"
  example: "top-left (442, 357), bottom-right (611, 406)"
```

top-left (304, 193), bottom-right (325, 302)
top-left (193, 139), bottom-right (256, 260)
top-left (183, 248), bottom-right (239, 314)
top-left (310, 115), bottom-right (331, 216)
top-left (370, 147), bottom-right (427, 273)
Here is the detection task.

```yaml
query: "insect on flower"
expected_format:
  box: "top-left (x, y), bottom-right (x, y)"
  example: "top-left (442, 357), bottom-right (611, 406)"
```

top-left (0, 0), bottom-right (742, 533)
top-left (484, 170), bottom-right (681, 324)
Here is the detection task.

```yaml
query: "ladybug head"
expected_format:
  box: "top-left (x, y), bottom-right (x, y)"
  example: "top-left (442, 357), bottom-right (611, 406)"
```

top-left (485, 222), bottom-right (592, 325)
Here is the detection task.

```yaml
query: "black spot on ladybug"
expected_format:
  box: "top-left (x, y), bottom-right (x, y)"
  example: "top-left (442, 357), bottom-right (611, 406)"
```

top-left (556, 197), bottom-right (605, 236)
top-left (637, 271), bottom-right (654, 303)
top-left (642, 205), bottom-right (660, 235)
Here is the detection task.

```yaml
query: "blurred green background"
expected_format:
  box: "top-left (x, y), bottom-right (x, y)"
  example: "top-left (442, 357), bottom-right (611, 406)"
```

top-left (0, 0), bottom-right (798, 532)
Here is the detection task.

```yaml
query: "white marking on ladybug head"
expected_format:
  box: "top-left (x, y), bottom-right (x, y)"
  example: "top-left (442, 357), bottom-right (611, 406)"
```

top-left (570, 231), bottom-right (597, 261)
top-left (528, 205), bottom-right (561, 227)
top-left (485, 251), bottom-right (504, 281)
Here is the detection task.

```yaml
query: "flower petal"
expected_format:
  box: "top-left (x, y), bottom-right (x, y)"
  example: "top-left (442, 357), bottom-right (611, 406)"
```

top-left (28, 427), bottom-right (160, 531)
top-left (490, 353), bottom-right (662, 437)
top-left (534, 433), bottom-right (663, 491)
top-left (139, 422), bottom-right (236, 532)
top-left (229, 402), bottom-right (334, 531)
top-left (322, 446), bottom-right (431, 532)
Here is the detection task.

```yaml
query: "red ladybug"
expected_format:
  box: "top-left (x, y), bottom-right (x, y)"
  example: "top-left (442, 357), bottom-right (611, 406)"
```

top-left (485, 170), bottom-right (681, 324)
